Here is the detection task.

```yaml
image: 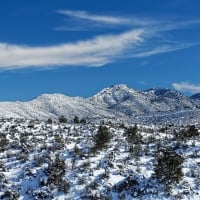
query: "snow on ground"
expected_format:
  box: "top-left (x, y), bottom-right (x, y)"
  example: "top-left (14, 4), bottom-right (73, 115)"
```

top-left (0, 118), bottom-right (200, 199)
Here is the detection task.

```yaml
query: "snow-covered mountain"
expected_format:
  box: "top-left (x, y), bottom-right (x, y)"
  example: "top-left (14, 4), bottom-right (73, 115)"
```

top-left (91, 84), bottom-right (197, 115)
top-left (0, 93), bottom-right (116, 120)
top-left (191, 93), bottom-right (200, 100)
top-left (0, 84), bottom-right (200, 124)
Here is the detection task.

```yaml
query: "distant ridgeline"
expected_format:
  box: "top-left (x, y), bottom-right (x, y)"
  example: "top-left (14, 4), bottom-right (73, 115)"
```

top-left (0, 84), bottom-right (200, 125)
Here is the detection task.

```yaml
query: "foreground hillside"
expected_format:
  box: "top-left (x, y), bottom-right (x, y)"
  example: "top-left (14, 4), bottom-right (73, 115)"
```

top-left (0, 118), bottom-right (200, 199)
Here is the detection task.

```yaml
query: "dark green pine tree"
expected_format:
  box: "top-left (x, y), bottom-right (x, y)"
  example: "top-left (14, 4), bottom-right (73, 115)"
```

top-left (154, 147), bottom-right (183, 192)
top-left (126, 124), bottom-right (141, 144)
top-left (73, 116), bottom-right (79, 124)
top-left (59, 116), bottom-right (67, 123)
top-left (92, 125), bottom-right (111, 152)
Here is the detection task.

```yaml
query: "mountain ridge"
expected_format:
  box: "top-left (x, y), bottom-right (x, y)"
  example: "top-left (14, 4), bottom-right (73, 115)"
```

top-left (0, 84), bottom-right (199, 124)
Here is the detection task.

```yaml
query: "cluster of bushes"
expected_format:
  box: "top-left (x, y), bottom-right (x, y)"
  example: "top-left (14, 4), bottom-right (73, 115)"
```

top-left (47, 115), bottom-right (86, 124)
top-left (174, 125), bottom-right (199, 140)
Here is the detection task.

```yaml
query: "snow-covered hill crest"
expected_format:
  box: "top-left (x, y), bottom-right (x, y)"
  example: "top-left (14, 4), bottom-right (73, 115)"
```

top-left (0, 84), bottom-right (200, 124)
top-left (91, 85), bottom-right (199, 118)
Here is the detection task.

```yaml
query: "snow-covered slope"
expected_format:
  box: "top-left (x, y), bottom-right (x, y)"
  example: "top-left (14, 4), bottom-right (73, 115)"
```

top-left (91, 84), bottom-right (147, 115)
top-left (0, 84), bottom-right (199, 124)
top-left (0, 93), bottom-right (116, 120)
top-left (1, 119), bottom-right (200, 199)
top-left (91, 84), bottom-right (198, 115)
top-left (191, 93), bottom-right (200, 100)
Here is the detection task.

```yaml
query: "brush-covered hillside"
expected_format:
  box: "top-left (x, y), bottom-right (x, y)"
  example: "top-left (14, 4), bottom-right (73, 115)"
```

top-left (0, 118), bottom-right (200, 199)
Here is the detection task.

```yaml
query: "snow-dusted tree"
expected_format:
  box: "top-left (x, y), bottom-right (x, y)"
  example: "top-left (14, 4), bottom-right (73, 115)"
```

top-left (175, 125), bottom-right (199, 140)
top-left (47, 118), bottom-right (53, 124)
top-left (80, 118), bottom-right (86, 124)
top-left (92, 125), bottom-right (111, 152)
top-left (154, 147), bottom-right (183, 192)
top-left (126, 124), bottom-right (141, 145)
top-left (187, 125), bottom-right (198, 137)
top-left (0, 134), bottom-right (9, 152)
top-left (1, 189), bottom-right (20, 200)
top-left (46, 155), bottom-right (70, 193)
top-left (58, 115), bottom-right (67, 123)
top-left (73, 116), bottom-right (79, 124)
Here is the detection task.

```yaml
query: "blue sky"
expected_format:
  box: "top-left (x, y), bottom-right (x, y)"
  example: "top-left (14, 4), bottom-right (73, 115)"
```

top-left (0, 0), bottom-right (200, 100)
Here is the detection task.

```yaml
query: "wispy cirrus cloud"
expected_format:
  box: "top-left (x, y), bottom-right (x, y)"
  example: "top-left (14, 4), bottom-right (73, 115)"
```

top-left (0, 29), bottom-right (144, 69)
top-left (56, 9), bottom-right (156, 30)
top-left (172, 82), bottom-right (200, 94)
top-left (0, 10), bottom-right (200, 70)
top-left (56, 10), bottom-right (200, 57)
top-left (133, 43), bottom-right (198, 58)
top-left (57, 10), bottom-right (132, 25)
top-left (56, 10), bottom-right (200, 31)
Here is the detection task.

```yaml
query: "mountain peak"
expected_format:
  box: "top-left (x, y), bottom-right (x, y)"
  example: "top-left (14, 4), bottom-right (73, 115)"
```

top-left (109, 84), bottom-right (129, 90)
top-left (191, 93), bottom-right (200, 100)
top-left (144, 87), bottom-right (184, 98)
top-left (91, 84), bottom-right (139, 105)
top-left (97, 84), bottom-right (131, 94)
top-left (94, 84), bottom-right (139, 96)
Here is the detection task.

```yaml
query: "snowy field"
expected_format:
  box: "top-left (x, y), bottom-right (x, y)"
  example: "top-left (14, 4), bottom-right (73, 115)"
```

top-left (0, 118), bottom-right (200, 199)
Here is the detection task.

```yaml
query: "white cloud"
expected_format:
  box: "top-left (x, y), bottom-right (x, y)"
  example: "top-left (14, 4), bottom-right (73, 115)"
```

top-left (57, 10), bottom-right (131, 25)
top-left (172, 82), bottom-right (200, 94)
top-left (56, 10), bottom-right (157, 32)
top-left (133, 43), bottom-right (196, 58)
top-left (57, 10), bottom-right (200, 31)
top-left (0, 29), bottom-right (144, 69)
top-left (0, 10), bottom-right (200, 70)
top-left (154, 19), bottom-right (200, 32)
